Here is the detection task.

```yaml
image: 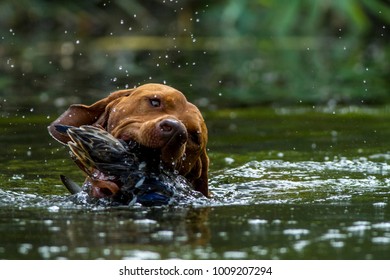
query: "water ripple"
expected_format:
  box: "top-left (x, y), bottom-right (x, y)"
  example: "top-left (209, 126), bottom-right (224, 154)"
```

top-left (1, 155), bottom-right (389, 209)
top-left (210, 156), bottom-right (390, 205)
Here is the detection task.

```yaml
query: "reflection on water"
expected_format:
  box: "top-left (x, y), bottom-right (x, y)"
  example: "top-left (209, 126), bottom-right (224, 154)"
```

top-left (1, 107), bottom-right (390, 259)
top-left (1, 192), bottom-right (390, 260)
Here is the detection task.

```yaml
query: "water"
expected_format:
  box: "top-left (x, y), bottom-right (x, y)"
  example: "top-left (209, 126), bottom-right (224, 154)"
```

top-left (1, 106), bottom-right (390, 259)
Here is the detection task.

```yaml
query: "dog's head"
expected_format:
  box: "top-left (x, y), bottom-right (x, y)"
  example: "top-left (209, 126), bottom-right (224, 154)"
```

top-left (48, 83), bottom-right (209, 196)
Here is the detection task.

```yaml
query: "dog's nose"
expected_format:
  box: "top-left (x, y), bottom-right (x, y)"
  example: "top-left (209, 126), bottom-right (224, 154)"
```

top-left (158, 119), bottom-right (188, 144)
top-left (159, 119), bottom-right (178, 132)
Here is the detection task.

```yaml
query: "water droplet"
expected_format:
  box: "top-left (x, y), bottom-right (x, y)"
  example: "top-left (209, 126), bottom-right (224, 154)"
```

top-left (12, 174), bottom-right (24, 180)
top-left (224, 157), bottom-right (235, 165)
top-left (120, 19), bottom-right (124, 24)
top-left (48, 206), bottom-right (60, 213)
top-left (75, 40), bottom-right (80, 44)
top-left (248, 219), bottom-right (267, 225)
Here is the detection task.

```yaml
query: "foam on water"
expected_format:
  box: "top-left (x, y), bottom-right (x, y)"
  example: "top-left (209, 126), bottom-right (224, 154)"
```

top-left (209, 155), bottom-right (390, 206)
top-left (1, 154), bottom-right (389, 210)
top-left (122, 250), bottom-right (161, 260)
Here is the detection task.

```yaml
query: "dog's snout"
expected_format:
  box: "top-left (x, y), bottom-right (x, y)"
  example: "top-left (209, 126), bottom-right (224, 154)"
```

top-left (159, 119), bottom-right (178, 133)
top-left (158, 119), bottom-right (182, 134)
top-left (158, 119), bottom-right (188, 143)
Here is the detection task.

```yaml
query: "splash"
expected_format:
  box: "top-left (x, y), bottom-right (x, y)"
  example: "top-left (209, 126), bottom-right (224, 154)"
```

top-left (209, 155), bottom-right (390, 205)
top-left (2, 154), bottom-right (389, 210)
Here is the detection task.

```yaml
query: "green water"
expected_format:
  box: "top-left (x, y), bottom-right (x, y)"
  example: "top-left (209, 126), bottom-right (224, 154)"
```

top-left (1, 106), bottom-right (390, 259)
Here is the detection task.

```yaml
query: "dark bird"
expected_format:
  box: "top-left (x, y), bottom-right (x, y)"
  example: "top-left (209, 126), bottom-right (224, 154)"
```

top-left (55, 125), bottom-right (202, 206)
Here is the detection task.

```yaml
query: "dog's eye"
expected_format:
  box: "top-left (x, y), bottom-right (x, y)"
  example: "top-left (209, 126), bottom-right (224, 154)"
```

top-left (149, 98), bottom-right (161, 108)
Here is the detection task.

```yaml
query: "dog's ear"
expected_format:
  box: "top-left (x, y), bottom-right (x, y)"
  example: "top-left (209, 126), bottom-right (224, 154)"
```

top-left (191, 150), bottom-right (209, 197)
top-left (48, 89), bottom-right (134, 144)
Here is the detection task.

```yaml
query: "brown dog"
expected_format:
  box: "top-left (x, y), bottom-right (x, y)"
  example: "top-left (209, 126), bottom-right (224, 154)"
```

top-left (48, 83), bottom-right (209, 197)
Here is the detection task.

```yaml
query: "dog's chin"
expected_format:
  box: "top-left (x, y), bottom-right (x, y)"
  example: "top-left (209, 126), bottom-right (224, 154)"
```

top-left (160, 148), bottom-right (185, 170)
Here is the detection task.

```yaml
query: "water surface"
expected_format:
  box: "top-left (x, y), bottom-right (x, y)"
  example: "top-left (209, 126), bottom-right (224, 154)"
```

top-left (1, 107), bottom-right (389, 259)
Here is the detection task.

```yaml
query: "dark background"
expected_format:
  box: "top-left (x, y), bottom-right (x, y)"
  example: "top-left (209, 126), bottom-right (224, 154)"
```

top-left (0, 0), bottom-right (389, 114)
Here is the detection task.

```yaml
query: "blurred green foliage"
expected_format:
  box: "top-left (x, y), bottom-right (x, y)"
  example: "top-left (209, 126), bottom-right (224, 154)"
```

top-left (0, 0), bottom-right (389, 112)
